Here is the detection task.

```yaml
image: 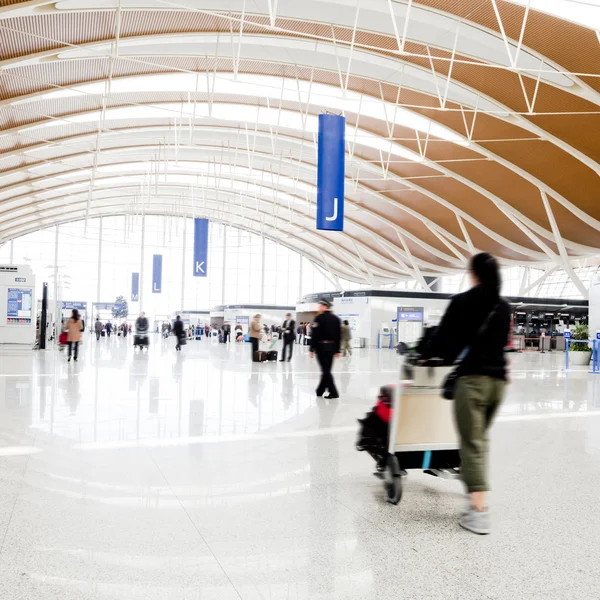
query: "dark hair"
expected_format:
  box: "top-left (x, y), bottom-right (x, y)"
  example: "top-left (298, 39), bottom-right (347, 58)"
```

top-left (176, 315), bottom-right (181, 319)
top-left (343, 320), bottom-right (349, 325)
top-left (71, 309), bottom-right (80, 321)
top-left (470, 253), bottom-right (501, 296)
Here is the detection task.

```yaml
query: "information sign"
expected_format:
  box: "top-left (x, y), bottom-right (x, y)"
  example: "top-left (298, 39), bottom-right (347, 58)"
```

top-left (7, 288), bottom-right (32, 324)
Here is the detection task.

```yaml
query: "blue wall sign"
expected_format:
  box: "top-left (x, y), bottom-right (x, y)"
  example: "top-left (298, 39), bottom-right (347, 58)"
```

top-left (564, 331), bottom-right (572, 339)
top-left (152, 255), bottom-right (162, 293)
top-left (193, 218), bottom-right (209, 277)
top-left (93, 302), bottom-right (122, 312)
top-left (61, 301), bottom-right (87, 311)
top-left (131, 272), bottom-right (139, 302)
top-left (316, 114), bottom-right (345, 232)
top-left (397, 306), bottom-right (424, 322)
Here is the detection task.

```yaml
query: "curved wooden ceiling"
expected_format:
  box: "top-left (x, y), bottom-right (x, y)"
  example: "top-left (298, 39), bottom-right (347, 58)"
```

top-left (0, 0), bottom-right (598, 289)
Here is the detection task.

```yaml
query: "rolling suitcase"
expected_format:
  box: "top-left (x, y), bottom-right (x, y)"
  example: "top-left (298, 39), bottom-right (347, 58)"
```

top-left (267, 350), bottom-right (278, 361)
top-left (253, 351), bottom-right (266, 362)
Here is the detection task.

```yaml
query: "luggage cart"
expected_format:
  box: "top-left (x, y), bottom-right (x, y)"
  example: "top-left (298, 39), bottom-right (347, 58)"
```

top-left (378, 363), bottom-right (461, 505)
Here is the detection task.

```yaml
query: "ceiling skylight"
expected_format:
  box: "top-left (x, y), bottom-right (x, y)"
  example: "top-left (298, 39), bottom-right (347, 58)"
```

top-left (14, 73), bottom-right (464, 145)
top-left (19, 102), bottom-right (426, 162)
top-left (506, 0), bottom-right (600, 31)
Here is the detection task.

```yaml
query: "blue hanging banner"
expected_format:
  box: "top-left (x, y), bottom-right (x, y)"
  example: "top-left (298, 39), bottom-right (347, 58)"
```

top-left (193, 218), bottom-right (209, 277)
top-left (131, 272), bottom-right (139, 302)
top-left (316, 114), bottom-right (345, 232)
top-left (152, 255), bottom-right (162, 293)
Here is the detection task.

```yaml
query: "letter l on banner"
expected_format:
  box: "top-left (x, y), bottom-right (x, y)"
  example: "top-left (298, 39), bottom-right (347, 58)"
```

top-left (193, 218), bottom-right (209, 277)
top-left (316, 114), bottom-right (345, 231)
top-left (152, 255), bottom-right (162, 293)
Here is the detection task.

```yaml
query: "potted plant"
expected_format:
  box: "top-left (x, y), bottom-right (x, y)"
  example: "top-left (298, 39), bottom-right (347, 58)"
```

top-left (569, 323), bottom-right (592, 366)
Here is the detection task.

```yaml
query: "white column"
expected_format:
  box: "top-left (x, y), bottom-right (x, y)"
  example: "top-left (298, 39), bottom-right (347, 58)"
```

top-left (221, 225), bottom-right (227, 305)
top-left (590, 273), bottom-right (600, 342)
top-left (53, 225), bottom-right (59, 329)
top-left (9, 240), bottom-right (14, 265)
top-left (96, 217), bottom-right (103, 304)
top-left (260, 236), bottom-right (266, 304)
top-left (180, 216), bottom-right (187, 312)
top-left (139, 213), bottom-right (146, 312)
top-left (298, 254), bottom-right (303, 299)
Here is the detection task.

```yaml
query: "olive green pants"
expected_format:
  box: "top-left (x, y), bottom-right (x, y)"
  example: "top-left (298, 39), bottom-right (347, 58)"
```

top-left (454, 375), bottom-right (505, 493)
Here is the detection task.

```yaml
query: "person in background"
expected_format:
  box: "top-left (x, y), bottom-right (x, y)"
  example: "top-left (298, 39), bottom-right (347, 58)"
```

top-left (340, 320), bottom-right (353, 356)
top-left (172, 315), bottom-right (184, 351)
top-left (66, 308), bottom-right (83, 362)
top-left (94, 317), bottom-right (103, 341)
top-left (135, 312), bottom-right (149, 335)
top-left (422, 252), bottom-right (510, 535)
top-left (250, 314), bottom-right (262, 359)
top-left (297, 323), bottom-right (304, 346)
top-left (105, 321), bottom-right (112, 338)
top-left (280, 313), bottom-right (296, 362)
top-left (310, 299), bottom-right (341, 399)
top-left (223, 323), bottom-right (231, 344)
top-left (128, 324), bottom-right (132, 335)
top-left (305, 322), bottom-right (312, 346)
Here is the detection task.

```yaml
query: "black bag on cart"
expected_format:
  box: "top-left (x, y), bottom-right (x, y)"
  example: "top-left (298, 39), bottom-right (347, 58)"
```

top-left (356, 385), bottom-right (394, 471)
top-left (254, 351), bottom-right (266, 362)
top-left (134, 335), bottom-right (149, 347)
top-left (267, 350), bottom-right (278, 361)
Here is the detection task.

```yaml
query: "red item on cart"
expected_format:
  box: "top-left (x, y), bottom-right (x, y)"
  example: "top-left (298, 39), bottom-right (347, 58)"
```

top-left (374, 385), bottom-right (394, 423)
top-left (59, 332), bottom-right (68, 345)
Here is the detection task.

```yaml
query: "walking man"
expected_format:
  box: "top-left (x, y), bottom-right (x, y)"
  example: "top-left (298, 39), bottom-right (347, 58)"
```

top-left (310, 299), bottom-right (341, 399)
top-left (173, 315), bottom-right (184, 351)
top-left (94, 317), bottom-right (103, 341)
top-left (280, 312), bottom-right (296, 362)
top-left (340, 320), bottom-right (352, 356)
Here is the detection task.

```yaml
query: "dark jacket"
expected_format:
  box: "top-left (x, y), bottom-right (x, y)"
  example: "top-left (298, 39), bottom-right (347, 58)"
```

top-left (282, 318), bottom-right (296, 342)
top-left (425, 285), bottom-right (511, 380)
top-left (310, 311), bottom-right (341, 354)
top-left (173, 318), bottom-right (184, 338)
top-left (135, 317), bottom-right (149, 334)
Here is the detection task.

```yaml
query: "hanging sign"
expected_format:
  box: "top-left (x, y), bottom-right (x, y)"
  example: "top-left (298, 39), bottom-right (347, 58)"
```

top-left (152, 255), bottom-right (162, 293)
top-left (193, 218), bottom-right (209, 277)
top-left (131, 272), bottom-right (139, 302)
top-left (316, 114), bottom-right (345, 232)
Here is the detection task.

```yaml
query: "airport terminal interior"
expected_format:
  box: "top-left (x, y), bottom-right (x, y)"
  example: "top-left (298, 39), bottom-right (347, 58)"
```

top-left (1, 1), bottom-right (600, 598)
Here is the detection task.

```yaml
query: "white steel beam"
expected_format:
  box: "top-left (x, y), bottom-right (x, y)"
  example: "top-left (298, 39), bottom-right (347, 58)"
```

top-left (539, 190), bottom-right (588, 298)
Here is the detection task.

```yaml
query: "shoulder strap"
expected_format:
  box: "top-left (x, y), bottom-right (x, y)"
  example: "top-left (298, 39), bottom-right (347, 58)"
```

top-left (475, 302), bottom-right (501, 338)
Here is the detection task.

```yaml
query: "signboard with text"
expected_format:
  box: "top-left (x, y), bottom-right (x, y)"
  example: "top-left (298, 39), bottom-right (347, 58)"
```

top-left (193, 218), bottom-right (209, 277)
top-left (7, 288), bottom-right (32, 324)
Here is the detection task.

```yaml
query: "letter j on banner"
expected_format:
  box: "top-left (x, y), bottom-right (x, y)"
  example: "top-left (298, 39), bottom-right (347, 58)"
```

top-left (131, 272), bottom-right (139, 302)
top-left (152, 255), bottom-right (162, 293)
top-left (316, 114), bottom-right (345, 232)
top-left (193, 218), bottom-right (209, 277)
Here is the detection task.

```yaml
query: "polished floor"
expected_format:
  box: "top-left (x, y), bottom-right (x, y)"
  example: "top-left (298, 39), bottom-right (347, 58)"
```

top-left (0, 335), bottom-right (599, 599)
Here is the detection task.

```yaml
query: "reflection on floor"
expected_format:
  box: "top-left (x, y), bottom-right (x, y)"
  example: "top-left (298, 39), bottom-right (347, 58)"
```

top-left (0, 335), bottom-right (599, 599)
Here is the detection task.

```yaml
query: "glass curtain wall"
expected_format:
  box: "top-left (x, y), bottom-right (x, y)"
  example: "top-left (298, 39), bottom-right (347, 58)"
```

top-left (0, 216), bottom-right (346, 317)
top-left (441, 265), bottom-right (598, 299)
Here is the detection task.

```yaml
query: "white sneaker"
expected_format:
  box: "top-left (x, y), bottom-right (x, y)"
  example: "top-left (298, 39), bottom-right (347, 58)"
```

top-left (460, 507), bottom-right (491, 535)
